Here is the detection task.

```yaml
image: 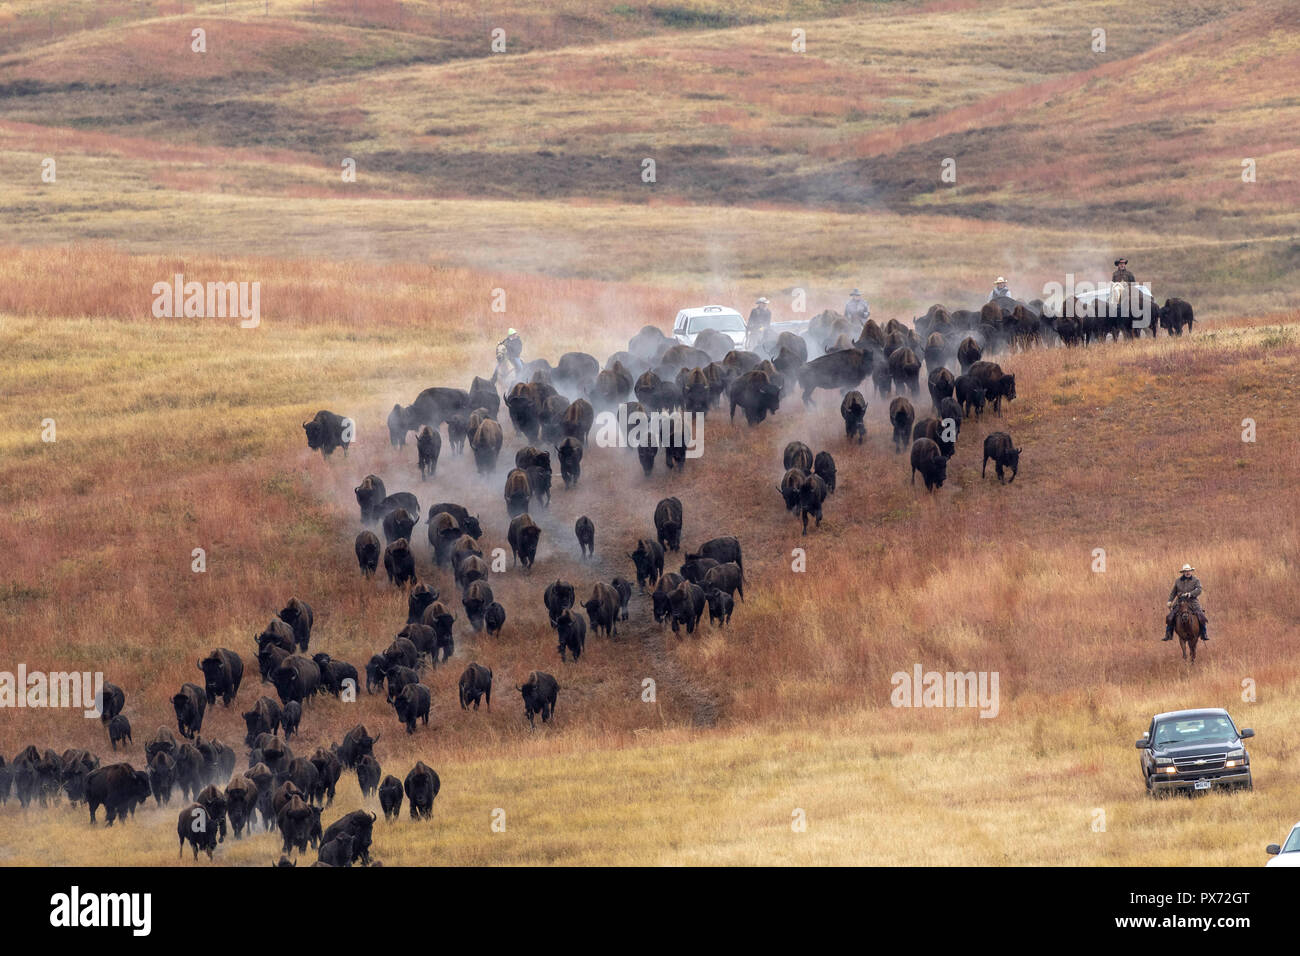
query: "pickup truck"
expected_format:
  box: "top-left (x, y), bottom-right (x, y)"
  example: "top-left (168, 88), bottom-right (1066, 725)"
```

top-left (1136, 708), bottom-right (1254, 795)
top-left (672, 306), bottom-right (748, 348)
top-left (671, 305), bottom-right (812, 352)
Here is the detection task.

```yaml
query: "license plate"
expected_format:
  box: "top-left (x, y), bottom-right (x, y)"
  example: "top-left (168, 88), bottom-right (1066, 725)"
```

top-left (1194, 779), bottom-right (1212, 791)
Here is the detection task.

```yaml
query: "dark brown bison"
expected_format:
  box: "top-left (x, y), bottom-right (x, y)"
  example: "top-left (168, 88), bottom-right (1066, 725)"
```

top-left (458, 663), bottom-right (493, 711)
top-left (797, 473), bottom-right (829, 534)
top-left (686, 536), bottom-right (743, 576)
top-left (796, 349), bottom-right (871, 405)
top-left (701, 561), bottom-right (743, 601)
top-left (957, 336), bottom-right (982, 373)
top-left (354, 531), bottom-right (380, 578)
top-left (302, 410), bottom-right (352, 459)
top-left (172, 683), bottom-right (206, 740)
top-left (470, 418), bottom-right (504, 473)
top-left (982, 431), bottom-right (1022, 483)
top-left (416, 425), bottom-right (441, 480)
top-left (469, 375), bottom-right (501, 418)
top-left (508, 513), bottom-right (541, 568)
top-left (383, 538), bottom-right (416, 589)
top-left (778, 468), bottom-right (805, 512)
top-left (271, 655), bottom-right (321, 706)
top-left (242, 696), bottom-right (282, 746)
top-left (840, 390), bottom-right (867, 443)
top-left (954, 374), bottom-right (986, 419)
top-left (575, 514), bottom-right (595, 558)
top-left (888, 347), bottom-right (922, 395)
top-left (278, 597), bottom-right (313, 652)
top-left (462, 579), bottom-right (494, 631)
top-left (256, 617), bottom-right (295, 655)
top-left (562, 398), bottom-right (595, 444)
top-left (652, 573), bottom-right (685, 624)
top-left (320, 809), bottom-right (377, 865)
top-left (404, 761), bottom-right (440, 820)
top-left (1159, 297), bottom-right (1194, 335)
top-left (354, 474), bottom-right (386, 523)
top-left (197, 648), bottom-right (243, 707)
top-left (393, 682), bottom-right (431, 734)
top-left (669, 581), bottom-right (707, 636)
top-left (910, 437), bottom-right (948, 492)
top-left (556, 437), bottom-right (583, 488)
top-left (518, 671), bottom-right (559, 728)
top-left (629, 538), bottom-right (664, 590)
top-left (706, 588), bottom-right (734, 627)
top-left (927, 367), bottom-right (955, 408)
top-left (583, 581), bottom-right (621, 638)
top-left (178, 803), bottom-right (219, 860)
top-left (543, 579), bottom-right (576, 627)
top-left (555, 608), bottom-right (587, 661)
top-left (967, 361), bottom-right (1016, 414)
top-left (654, 496), bottom-right (683, 552)
top-left (504, 468), bottom-right (532, 517)
top-left (912, 416), bottom-right (955, 459)
top-left (87, 762), bottom-right (151, 826)
top-left (378, 775), bottom-right (403, 820)
top-left (96, 681), bottom-right (125, 724)
top-left (728, 369), bottom-right (781, 425)
top-left (813, 450), bottom-right (836, 493)
top-left (783, 440), bottom-right (813, 473)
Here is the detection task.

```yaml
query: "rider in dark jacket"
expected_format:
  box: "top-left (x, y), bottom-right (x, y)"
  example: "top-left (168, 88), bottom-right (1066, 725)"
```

top-left (499, 328), bottom-right (523, 373)
top-left (1164, 564), bottom-right (1208, 641)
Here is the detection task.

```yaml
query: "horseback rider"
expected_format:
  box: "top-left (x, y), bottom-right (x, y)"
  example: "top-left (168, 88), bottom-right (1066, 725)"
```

top-left (746, 296), bottom-right (772, 349)
top-left (1163, 563), bottom-right (1208, 642)
top-left (844, 288), bottom-right (870, 323)
top-left (1112, 257), bottom-right (1136, 285)
top-left (499, 328), bottom-right (523, 374)
top-left (988, 276), bottom-right (1011, 301)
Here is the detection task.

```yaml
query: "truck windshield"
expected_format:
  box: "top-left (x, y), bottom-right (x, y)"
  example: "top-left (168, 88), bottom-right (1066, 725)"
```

top-left (691, 315), bottom-right (745, 332)
top-left (1284, 828), bottom-right (1300, 854)
top-left (1153, 716), bottom-right (1236, 746)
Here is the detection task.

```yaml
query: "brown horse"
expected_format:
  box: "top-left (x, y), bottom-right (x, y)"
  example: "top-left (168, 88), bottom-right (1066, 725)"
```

top-left (1172, 594), bottom-right (1202, 663)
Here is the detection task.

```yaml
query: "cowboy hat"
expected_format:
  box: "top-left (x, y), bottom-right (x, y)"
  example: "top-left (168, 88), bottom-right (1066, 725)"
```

top-left (850, 288), bottom-right (861, 296)
top-left (757, 297), bottom-right (769, 304)
top-left (507, 328), bottom-right (518, 336)
top-left (1180, 564), bottom-right (1194, 572)
top-left (1114, 258), bottom-right (1128, 266)
top-left (995, 276), bottom-right (1006, 284)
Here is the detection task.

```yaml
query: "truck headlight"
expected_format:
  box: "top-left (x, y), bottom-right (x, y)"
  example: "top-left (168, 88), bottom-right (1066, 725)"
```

top-left (1226, 749), bottom-right (1244, 758)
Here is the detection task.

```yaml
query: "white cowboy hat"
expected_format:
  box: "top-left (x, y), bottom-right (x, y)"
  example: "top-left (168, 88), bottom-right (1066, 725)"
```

top-left (757, 297), bottom-right (769, 304)
top-left (995, 276), bottom-right (1006, 283)
top-left (1180, 564), bottom-right (1194, 572)
top-left (507, 328), bottom-right (518, 336)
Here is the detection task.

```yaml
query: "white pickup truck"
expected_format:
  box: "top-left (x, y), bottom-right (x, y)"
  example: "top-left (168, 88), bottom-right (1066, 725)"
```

top-left (672, 304), bottom-right (811, 351)
top-left (672, 305), bottom-right (748, 348)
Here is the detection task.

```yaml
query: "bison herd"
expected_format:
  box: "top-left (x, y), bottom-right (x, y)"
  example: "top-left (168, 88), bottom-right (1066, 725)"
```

top-left (2, 287), bottom-right (1192, 866)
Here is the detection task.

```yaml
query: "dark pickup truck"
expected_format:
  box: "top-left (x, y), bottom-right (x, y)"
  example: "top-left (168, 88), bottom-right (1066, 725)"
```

top-left (1137, 708), bottom-right (1254, 795)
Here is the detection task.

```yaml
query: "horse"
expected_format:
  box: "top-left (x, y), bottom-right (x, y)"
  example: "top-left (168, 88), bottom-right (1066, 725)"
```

top-left (1172, 594), bottom-right (1202, 663)
top-left (490, 344), bottom-right (518, 395)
